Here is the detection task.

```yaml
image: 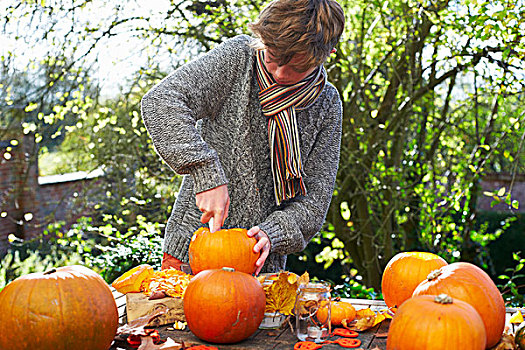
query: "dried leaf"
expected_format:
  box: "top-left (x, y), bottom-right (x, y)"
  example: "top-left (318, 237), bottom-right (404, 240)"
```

top-left (343, 308), bottom-right (391, 332)
top-left (489, 334), bottom-right (516, 350)
top-left (117, 307), bottom-right (168, 336)
top-left (264, 272), bottom-right (299, 315)
top-left (138, 336), bottom-right (183, 350)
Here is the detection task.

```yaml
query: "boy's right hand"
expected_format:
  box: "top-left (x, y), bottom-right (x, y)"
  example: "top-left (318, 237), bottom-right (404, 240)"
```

top-left (196, 184), bottom-right (230, 233)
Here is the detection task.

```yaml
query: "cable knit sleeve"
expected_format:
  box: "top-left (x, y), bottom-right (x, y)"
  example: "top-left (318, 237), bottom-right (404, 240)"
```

top-left (258, 86), bottom-right (343, 255)
top-left (141, 35), bottom-right (252, 193)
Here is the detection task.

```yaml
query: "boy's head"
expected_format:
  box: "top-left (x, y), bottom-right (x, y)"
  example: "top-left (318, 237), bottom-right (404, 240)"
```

top-left (249, 0), bottom-right (345, 71)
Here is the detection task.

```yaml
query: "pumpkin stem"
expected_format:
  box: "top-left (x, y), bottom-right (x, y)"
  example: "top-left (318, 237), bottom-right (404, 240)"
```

top-left (434, 294), bottom-right (453, 304)
top-left (222, 267), bottom-right (235, 272)
top-left (426, 268), bottom-right (443, 281)
top-left (44, 268), bottom-right (57, 275)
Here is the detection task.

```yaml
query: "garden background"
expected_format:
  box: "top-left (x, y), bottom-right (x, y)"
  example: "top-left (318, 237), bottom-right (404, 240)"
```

top-left (1, 0), bottom-right (524, 306)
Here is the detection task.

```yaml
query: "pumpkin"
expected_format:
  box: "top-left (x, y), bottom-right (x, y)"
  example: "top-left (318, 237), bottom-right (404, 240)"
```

top-left (412, 262), bottom-right (505, 348)
top-left (516, 323), bottom-right (525, 350)
top-left (111, 264), bottom-right (154, 293)
top-left (386, 294), bottom-right (486, 350)
top-left (0, 265), bottom-right (118, 350)
top-left (183, 267), bottom-right (266, 343)
top-left (381, 251), bottom-right (448, 308)
top-left (188, 227), bottom-right (260, 274)
top-left (317, 301), bottom-right (356, 326)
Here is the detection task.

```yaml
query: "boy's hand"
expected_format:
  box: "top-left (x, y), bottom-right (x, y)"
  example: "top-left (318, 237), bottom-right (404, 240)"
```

top-left (196, 184), bottom-right (230, 233)
top-left (247, 226), bottom-right (271, 275)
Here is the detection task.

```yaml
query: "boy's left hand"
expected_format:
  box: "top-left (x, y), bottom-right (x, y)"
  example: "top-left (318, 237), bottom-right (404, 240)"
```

top-left (247, 226), bottom-right (271, 276)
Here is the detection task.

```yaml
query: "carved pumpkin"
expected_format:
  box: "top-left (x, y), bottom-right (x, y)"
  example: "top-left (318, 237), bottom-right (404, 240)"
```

top-left (317, 301), bottom-right (356, 325)
top-left (412, 262), bottom-right (505, 348)
top-left (188, 227), bottom-right (260, 274)
top-left (183, 267), bottom-right (266, 343)
top-left (0, 265), bottom-right (118, 350)
top-left (111, 264), bottom-right (154, 293)
top-left (381, 251), bottom-right (448, 308)
top-left (386, 294), bottom-right (486, 350)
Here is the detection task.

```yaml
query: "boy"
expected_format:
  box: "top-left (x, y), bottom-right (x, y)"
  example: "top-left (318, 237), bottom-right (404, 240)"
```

top-left (141, 0), bottom-right (345, 275)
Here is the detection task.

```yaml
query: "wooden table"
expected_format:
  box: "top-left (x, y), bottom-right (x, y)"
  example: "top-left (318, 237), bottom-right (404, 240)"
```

top-left (110, 289), bottom-right (522, 350)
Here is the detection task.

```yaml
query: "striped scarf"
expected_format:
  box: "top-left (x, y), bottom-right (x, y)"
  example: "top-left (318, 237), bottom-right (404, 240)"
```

top-left (255, 50), bottom-right (326, 205)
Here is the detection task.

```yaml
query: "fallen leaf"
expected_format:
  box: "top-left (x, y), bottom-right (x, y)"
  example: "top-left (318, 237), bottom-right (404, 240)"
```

top-left (138, 336), bottom-right (183, 350)
top-left (342, 308), bottom-right (391, 332)
top-left (489, 333), bottom-right (516, 350)
top-left (265, 272), bottom-right (302, 315)
top-left (117, 307), bottom-right (168, 336)
top-left (376, 332), bottom-right (388, 338)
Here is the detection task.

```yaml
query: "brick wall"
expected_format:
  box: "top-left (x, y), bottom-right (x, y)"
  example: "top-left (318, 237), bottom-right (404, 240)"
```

top-left (0, 130), bottom-right (103, 256)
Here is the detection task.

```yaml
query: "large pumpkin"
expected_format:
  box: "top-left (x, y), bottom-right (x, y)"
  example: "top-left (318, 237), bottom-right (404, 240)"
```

top-left (386, 294), bottom-right (486, 350)
top-left (381, 251), bottom-right (448, 308)
top-left (412, 262), bottom-right (505, 348)
top-left (0, 265), bottom-right (118, 350)
top-left (188, 227), bottom-right (260, 274)
top-left (183, 267), bottom-right (266, 343)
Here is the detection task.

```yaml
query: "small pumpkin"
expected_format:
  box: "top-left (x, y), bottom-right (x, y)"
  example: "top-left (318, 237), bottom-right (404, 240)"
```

top-left (0, 265), bottom-right (118, 350)
top-left (111, 264), bottom-right (154, 293)
top-left (317, 301), bottom-right (356, 326)
top-left (386, 294), bottom-right (486, 350)
top-left (189, 227), bottom-right (260, 274)
top-left (183, 267), bottom-right (266, 343)
top-left (412, 262), bottom-right (505, 348)
top-left (516, 323), bottom-right (525, 350)
top-left (381, 251), bottom-right (448, 308)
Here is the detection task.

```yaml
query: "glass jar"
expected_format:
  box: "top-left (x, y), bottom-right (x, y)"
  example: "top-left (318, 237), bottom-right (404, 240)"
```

top-left (294, 281), bottom-right (331, 343)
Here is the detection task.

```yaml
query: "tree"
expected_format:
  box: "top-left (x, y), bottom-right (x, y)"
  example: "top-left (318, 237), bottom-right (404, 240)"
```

top-left (2, 0), bottom-right (525, 291)
top-left (327, 0), bottom-right (525, 289)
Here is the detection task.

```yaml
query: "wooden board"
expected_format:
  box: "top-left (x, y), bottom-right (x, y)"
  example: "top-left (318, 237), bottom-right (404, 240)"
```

top-left (126, 292), bottom-right (185, 326)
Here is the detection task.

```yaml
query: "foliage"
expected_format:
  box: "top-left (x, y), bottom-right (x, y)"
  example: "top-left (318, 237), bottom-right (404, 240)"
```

top-left (2, 0), bottom-right (525, 299)
top-left (332, 277), bottom-right (381, 300)
top-left (327, 0), bottom-right (525, 289)
top-left (87, 217), bottom-right (164, 283)
top-left (0, 219), bottom-right (95, 291)
top-left (497, 251), bottom-right (525, 307)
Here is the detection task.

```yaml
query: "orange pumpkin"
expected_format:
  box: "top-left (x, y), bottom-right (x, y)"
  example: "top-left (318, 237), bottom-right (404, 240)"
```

top-left (386, 294), bottom-right (486, 350)
top-left (111, 264), bottom-right (154, 293)
top-left (317, 301), bottom-right (356, 325)
top-left (381, 251), bottom-right (448, 308)
top-left (412, 262), bottom-right (505, 348)
top-left (189, 227), bottom-right (260, 274)
top-left (0, 265), bottom-right (118, 350)
top-left (183, 267), bottom-right (266, 343)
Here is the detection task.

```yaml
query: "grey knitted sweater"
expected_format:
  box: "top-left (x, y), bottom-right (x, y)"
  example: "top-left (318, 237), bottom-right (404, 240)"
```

top-left (141, 35), bottom-right (342, 273)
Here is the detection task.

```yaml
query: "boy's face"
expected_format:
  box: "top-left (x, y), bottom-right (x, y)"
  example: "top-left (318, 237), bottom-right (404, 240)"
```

top-left (263, 50), bottom-right (318, 85)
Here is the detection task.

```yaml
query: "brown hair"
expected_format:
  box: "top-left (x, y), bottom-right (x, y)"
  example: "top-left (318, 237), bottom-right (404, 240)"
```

top-left (249, 0), bottom-right (345, 70)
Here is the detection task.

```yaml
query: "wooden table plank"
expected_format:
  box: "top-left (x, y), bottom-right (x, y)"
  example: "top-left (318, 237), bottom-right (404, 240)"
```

top-left (110, 291), bottom-right (522, 350)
